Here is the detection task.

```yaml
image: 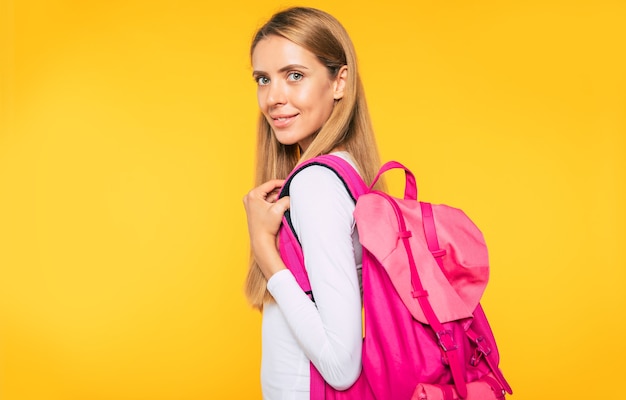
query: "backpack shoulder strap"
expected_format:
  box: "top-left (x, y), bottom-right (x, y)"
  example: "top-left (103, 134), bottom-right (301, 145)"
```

top-left (276, 155), bottom-right (369, 399)
top-left (279, 154), bottom-right (368, 204)
top-left (278, 154), bottom-right (368, 298)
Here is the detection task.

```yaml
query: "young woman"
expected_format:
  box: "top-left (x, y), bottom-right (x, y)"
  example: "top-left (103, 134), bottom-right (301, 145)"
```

top-left (242, 7), bottom-right (384, 399)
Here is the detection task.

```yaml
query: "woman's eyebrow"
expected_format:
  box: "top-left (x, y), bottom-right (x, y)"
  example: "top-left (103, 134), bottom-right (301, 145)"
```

top-left (252, 64), bottom-right (310, 77)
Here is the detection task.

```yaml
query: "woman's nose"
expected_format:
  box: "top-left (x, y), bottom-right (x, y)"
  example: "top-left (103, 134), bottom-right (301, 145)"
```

top-left (266, 81), bottom-right (287, 106)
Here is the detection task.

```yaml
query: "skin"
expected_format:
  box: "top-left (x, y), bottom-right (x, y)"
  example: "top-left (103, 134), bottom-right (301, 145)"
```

top-left (251, 35), bottom-right (346, 152)
top-left (243, 35), bottom-right (347, 280)
top-left (243, 179), bottom-right (289, 280)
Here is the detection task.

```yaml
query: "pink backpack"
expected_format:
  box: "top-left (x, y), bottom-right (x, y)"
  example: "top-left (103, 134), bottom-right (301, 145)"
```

top-left (278, 155), bottom-right (513, 400)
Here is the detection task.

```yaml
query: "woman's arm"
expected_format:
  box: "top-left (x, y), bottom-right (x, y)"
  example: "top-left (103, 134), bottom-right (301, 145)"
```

top-left (267, 165), bottom-right (362, 390)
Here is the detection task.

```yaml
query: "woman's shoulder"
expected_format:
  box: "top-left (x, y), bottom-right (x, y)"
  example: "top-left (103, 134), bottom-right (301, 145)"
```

top-left (290, 163), bottom-right (344, 196)
top-left (289, 154), bottom-right (358, 226)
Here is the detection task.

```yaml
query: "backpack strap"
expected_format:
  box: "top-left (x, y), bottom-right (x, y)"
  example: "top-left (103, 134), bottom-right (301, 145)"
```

top-left (371, 192), bottom-right (468, 398)
top-left (278, 154), bottom-right (368, 296)
top-left (420, 201), bottom-right (512, 396)
top-left (277, 154), bottom-right (368, 400)
top-left (280, 154), bottom-right (367, 203)
top-left (420, 202), bottom-right (447, 270)
top-left (369, 160), bottom-right (417, 200)
top-left (466, 324), bottom-right (513, 395)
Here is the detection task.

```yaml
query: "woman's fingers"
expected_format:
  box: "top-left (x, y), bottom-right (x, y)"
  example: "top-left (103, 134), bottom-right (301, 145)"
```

top-left (266, 188), bottom-right (281, 203)
top-left (271, 196), bottom-right (290, 215)
top-left (243, 179), bottom-right (285, 205)
top-left (242, 180), bottom-right (291, 279)
top-left (257, 179), bottom-right (286, 200)
top-left (243, 180), bottom-right (290, 238)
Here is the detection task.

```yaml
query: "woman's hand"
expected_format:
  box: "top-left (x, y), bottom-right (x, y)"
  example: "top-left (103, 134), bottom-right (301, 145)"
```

top-left (243, 180), bottom-right (290, 279)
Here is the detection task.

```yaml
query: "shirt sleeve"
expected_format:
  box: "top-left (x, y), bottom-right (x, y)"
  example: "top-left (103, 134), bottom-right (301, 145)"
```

top-left (266, 164), bottom-right (363, 390)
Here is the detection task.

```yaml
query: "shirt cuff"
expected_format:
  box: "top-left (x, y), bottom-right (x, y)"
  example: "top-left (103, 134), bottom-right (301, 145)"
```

top-left (267, 268), bottom-right (306, 304)
top-left (266, 269), bottom-right (295, 293)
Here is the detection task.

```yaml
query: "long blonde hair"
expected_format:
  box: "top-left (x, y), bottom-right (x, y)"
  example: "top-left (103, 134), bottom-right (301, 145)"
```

top-left (245, 7), bottom-right (384, 309)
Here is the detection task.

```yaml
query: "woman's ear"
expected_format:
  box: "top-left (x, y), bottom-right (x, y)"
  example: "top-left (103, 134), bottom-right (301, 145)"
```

top-left (333, 66), bottom-right (348, 100)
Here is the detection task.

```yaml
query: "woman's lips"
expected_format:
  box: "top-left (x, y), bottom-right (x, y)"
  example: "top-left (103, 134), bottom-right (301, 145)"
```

top-left (271, 114), bottom-right (298, 129)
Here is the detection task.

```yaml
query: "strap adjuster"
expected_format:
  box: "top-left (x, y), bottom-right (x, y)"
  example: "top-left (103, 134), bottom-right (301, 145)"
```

top-left (398, 230), bottom-right (412, 239)
top-left (436, 330), bottom-right (458, 352)
top-left (431, 249), bottom-right (446, 258)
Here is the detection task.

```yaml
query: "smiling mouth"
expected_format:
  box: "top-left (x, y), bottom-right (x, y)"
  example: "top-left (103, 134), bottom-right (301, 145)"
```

top-left (271, 114), bottom-right (298, 128)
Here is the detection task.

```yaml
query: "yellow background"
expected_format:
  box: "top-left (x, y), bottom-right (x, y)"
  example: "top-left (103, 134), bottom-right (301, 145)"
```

top-left (1, 0), bottom-right (624, 399)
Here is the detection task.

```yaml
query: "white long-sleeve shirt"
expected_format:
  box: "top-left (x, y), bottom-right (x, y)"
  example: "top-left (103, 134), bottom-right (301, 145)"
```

top-left (262, 152), bottom-right (363, 400)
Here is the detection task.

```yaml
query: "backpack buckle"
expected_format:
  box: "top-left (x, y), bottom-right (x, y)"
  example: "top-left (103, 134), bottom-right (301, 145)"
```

top-left (475, 335), bottom-right (492, 355)
top-left (470, 336), bottom-right (492, 366)
top-left (436, 330), bottom-right (457, 352)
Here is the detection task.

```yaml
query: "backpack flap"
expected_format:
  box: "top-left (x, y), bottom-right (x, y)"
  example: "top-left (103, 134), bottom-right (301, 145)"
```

top-left (354, 192), bottom-right (490, 324)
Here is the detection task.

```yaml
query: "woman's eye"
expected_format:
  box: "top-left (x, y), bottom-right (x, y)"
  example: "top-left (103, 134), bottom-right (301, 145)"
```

top-left (256, 76), bottom-right (270, 86)
top-left (287, 72), bottom-right (303, 81)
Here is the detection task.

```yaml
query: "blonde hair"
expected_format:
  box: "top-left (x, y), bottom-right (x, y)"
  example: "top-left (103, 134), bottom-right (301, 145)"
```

top-left (245, 7), bottom-right (384, 309)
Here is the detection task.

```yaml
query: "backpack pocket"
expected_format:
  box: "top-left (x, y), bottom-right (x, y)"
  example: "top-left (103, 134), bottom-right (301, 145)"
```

top-left (412, 372), bottom-right (506, 400)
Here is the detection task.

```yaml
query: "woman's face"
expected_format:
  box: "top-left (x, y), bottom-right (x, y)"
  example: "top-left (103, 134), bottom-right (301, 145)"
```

top-left (252, 35), bottom-right (345, 152)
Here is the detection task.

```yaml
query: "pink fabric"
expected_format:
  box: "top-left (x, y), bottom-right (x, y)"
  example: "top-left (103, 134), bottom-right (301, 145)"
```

top-left (278, 155), bottom-right (373, 399)
top-left (278, 156), bottom-right (512, 400)
top-left (354, 195), bottom-right (489, 324)
top-left (412, 377), bottom-right (505, 400)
